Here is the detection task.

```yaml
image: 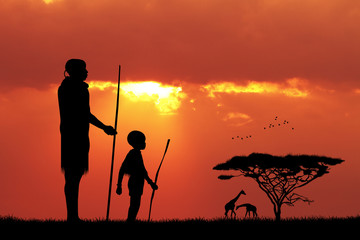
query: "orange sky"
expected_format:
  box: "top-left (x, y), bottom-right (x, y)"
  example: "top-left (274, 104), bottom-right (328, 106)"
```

top-left (0, 0), bottom-right (359, 220)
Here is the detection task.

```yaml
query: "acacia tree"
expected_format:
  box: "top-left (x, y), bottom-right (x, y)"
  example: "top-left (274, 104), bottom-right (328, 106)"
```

top-left (213, 153), bottom-right (344, 220)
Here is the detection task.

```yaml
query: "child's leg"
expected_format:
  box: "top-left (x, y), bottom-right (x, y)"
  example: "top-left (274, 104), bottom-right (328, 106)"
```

top-left (127, 195), bottom-right (141, 222)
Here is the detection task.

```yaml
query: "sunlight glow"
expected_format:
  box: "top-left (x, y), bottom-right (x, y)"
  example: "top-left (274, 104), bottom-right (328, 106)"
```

top-left (43, 0), bottom-right (62, 4)
top-left (121, 81), bottom-right (186, 115)
top-left (201, 78), bottom-right (309, 98)
top-left (354, 89), bottom-right (360, 94)
top-left (88, 81), bottom-right (117, 91)
top-left (88, 80), bottom-right (186, 115)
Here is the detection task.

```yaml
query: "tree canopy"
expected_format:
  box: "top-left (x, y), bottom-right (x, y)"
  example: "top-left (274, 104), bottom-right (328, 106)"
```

top-left (213, 153), bottom-right (344, 220)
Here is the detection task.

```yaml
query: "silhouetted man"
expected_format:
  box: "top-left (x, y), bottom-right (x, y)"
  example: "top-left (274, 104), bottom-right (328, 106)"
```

top-left (58, 59), bottom-right (116, 222)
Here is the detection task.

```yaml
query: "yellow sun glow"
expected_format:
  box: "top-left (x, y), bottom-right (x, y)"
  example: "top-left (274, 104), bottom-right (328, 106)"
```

top-left (88, 80), bottom-right (186, 115)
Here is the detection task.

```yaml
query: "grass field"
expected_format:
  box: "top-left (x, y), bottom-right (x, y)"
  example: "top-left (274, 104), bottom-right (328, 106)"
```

top-left (1, 216), bottom-right (359, 237)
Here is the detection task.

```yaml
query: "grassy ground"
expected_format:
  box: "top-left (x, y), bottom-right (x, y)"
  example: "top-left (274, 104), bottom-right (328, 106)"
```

top-left (1, 216), bottom-right (359, 237)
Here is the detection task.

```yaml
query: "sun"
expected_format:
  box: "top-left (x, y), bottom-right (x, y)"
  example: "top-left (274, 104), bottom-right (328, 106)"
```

top-left (121, 81), bottom-right (186, 115)
top-left (88, 80), bottom-right (186, 115)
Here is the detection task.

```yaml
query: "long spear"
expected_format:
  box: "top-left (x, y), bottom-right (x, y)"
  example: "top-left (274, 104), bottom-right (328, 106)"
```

top-left (106, 65), bottom-right (121, 221)
top-left (148, 139), bottom-right (170, 221)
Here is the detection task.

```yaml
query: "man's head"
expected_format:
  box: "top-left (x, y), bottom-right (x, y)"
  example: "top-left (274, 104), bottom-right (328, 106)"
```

top-left (65, 59), bottom-right (88, 81)
top-left (127, 130), bottom-right (146, 150)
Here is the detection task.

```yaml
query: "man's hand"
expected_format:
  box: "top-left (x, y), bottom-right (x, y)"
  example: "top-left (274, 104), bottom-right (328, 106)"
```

top-left (150, 181), bottom-right (158, 191)
top-left (103, 125), bottom-right (117, 135)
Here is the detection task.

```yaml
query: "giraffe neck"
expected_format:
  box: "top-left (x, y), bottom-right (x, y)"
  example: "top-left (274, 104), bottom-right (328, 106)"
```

top-left (234, 192), bottom-right (242, 201)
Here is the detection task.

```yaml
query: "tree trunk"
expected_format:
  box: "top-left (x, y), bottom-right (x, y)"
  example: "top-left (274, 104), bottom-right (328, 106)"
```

top-left (274, 203), bottom-right (282, 221)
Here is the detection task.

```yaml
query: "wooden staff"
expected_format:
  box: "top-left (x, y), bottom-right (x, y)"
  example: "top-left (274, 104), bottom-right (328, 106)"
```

top-left (148, 139), bottom-right (170, 221)
top-left (106, 65), bottom-right (121, 221)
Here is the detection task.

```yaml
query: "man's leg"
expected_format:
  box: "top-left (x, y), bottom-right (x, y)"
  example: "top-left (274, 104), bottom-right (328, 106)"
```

top-left (64, 171), bottom-right (82, 221)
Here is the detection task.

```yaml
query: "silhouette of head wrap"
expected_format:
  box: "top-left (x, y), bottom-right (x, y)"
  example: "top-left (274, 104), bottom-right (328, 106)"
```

top-left (65, 59), bottom-right (86, 76)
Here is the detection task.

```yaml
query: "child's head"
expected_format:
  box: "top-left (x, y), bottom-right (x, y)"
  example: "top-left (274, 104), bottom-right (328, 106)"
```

top-left (64, 59), bottom-right (88, 81)
top-left (127, 130), bottom-right (146, 150)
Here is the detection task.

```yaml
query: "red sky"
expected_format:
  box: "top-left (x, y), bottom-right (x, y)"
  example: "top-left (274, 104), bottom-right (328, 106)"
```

top-left (0, 0), bottom-right (359, 220)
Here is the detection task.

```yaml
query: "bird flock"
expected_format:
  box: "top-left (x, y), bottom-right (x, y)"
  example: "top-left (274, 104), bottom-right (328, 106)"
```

top-left (232, 135), bottom-right (252, 140)
top-left (231, 116), bottom-right (295, 141)
top-left (264, 116), bottom-right (295, 130)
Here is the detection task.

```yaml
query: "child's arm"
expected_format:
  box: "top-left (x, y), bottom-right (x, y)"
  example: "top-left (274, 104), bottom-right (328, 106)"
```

top-left (140, 155), bottom-right (158, 190)
top-left (116, 162), bottom-right (126, 195)
top-left (144, 172), bottom-right (158, 190)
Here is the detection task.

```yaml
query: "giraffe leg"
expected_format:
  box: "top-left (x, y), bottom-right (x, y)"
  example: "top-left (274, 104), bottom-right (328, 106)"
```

top-left (232, 210), bottom-right (237, 219)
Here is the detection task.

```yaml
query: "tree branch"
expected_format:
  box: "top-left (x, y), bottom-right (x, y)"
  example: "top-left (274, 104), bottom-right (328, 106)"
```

top-left (283, 193), bottom-right (314, 206)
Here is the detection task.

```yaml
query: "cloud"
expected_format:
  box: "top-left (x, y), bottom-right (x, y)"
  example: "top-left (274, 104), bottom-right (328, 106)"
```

top-left (1, 0), bottom-right (360, 91)
top-left (201, 78), bottom-right (309, 98)
top-left (223, 112), bottom-right (251, 121)
top-left (222, 112), bottom-right (253, 127)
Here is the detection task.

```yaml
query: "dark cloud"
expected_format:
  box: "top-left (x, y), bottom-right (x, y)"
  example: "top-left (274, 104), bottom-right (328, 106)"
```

top-left (1, 0), bottom-right (360, 91)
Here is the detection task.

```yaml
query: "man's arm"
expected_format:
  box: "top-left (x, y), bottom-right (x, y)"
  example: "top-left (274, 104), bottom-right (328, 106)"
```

top-left (89, 113), bottom-right (117, 135)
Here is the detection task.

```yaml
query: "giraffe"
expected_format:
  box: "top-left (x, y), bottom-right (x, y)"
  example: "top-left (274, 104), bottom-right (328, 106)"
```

top-left (224, 190), bottom-right (246, 218)
top-left (236, 203), bottom-right (258, 218)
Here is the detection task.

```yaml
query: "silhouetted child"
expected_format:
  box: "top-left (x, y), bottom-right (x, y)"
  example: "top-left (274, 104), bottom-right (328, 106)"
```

top-left (116, 130), bottom-right (158, 221)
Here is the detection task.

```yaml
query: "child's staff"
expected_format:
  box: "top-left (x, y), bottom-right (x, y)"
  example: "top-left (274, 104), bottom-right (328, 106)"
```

top-left (106, 65), bottom-right (121, 221)
top-left (148, 139), bottom-right (170, 221)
